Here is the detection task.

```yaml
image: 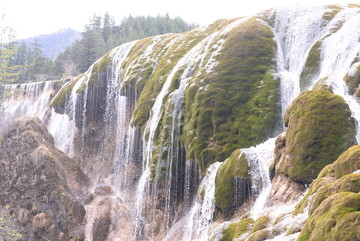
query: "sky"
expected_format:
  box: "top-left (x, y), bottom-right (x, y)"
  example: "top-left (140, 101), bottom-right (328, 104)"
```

top-left (3, 0), bottom-right (360, 39)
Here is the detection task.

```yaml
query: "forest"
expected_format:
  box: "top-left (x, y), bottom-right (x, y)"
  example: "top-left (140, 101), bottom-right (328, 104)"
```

top-left (0, 13), bottom-right (197, 84)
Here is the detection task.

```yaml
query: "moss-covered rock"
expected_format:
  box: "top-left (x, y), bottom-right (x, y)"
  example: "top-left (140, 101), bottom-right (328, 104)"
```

top-left (220, 218), bottom-right (254, 241)
top-left (297, 192), bottom-right (360, 241)
top-left (312, 77), bottom-right (332, 92)
top-left (183, 17), bottom-right (279, 171)
top-left (294, 145), bottom-right (360, 215)
top-left (343, 62), bottom-right (360, 95)
top-left (280, 90), bottom-right (356, 184)
top-left (215, 149), bottom-right (251, 217)
top-left (332, 145), bottom-right (360, 178)
top-left (250, 215), bottom-right (270, 233)
top-left (50, 76), bottom-right (80, 113)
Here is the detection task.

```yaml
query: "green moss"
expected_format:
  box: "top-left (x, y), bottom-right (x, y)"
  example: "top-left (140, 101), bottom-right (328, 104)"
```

top-left (300, 41), bottom-right (322, 91)
top-left (297, 192), bottom-right (360, 241)
top-left (332, 145), bottom-right (360, 178)
top-left (215, 149), bottom-right (250, 214)
top-left (50, 77), bottom-right (80, 108)
top-left (220, 218), bottom-right (254, 241)
top-left (281, 90), bottom-right (356, 184)
top-left (344, 63), bottom-right (360, 95)
top-left (250, 215), bottom-right (270, 233)
top-left (183, 18), bottom-right (279, 171)
top-left (88, 51), bottom-right (112, 85)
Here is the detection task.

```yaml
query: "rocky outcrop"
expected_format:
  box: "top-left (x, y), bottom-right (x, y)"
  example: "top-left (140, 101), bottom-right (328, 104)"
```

top-left (278, 90), bottom-right (356, 184)
top-left (0, 117), bottom-right (88, 241)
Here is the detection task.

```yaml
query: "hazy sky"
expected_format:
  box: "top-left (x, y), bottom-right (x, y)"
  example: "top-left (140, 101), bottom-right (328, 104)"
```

top-left (3, 0), bottom-right (359, 39)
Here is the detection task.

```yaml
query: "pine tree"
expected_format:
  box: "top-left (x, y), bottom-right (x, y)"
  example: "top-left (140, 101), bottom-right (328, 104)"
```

top-left (0, 12), bottom-right (21, 84)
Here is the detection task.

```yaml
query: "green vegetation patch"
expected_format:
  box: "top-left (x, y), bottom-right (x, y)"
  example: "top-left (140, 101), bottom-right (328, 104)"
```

top-left (281, 90), bottom-right (356, 184)
top-left (182, 18), bottom-right (279, 172)
top-left (297, 192), bottom-right (360, 241)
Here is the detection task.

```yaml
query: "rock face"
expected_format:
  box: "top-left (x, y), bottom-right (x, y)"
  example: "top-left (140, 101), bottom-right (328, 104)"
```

top-left (0, 117), bottom-right (88, 241)
top-left (278, 90), bottom-right (356, 184)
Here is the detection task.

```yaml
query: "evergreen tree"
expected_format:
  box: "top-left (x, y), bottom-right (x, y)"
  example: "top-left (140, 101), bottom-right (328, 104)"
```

top-left (0, 12), bottom-right (21, 84)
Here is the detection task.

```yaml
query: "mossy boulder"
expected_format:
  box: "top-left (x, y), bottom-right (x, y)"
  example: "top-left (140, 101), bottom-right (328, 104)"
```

top-left (280, 90), bottom-right (356, 184)
top-left (297, 192), bottom-right (360, 241)
top-left (220, 218), bottom-right (254, 241)
top-left (215, 149), bottom-right (251, 218)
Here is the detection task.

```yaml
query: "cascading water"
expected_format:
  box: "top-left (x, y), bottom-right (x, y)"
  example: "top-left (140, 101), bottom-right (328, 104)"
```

top-left (1, 5), bottom-right (360, 241)
top-left (163, 162), bottom-right (222, 241)
top-left (242, 137), bottom-right (276, 219)
top-left (315, 7), bottom-right (360, 142)
top-left (273, 5), bottom-right (326, 118)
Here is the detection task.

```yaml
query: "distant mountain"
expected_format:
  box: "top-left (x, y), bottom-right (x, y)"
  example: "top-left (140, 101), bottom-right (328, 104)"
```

top-left (23, 28), bottom-right (82, 60)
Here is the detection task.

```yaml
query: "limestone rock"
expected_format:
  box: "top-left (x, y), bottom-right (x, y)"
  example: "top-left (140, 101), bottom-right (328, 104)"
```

top-left (0, 117), bottom-right (88, 241)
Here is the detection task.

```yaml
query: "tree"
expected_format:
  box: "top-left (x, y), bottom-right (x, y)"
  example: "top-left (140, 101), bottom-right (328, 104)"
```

top-left (0, 11), bottom-right (21, 84)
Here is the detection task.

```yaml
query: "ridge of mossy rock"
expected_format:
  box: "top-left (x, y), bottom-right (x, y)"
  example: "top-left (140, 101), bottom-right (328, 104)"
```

top-left (220, 218), bottom-right (254, 241)
top-left (183, 17), bottom-right (279, 172)
top-left (297, 192), bottom-right (360, 241)
top-left (215, 149), bottom-right (251, 218)
top-left (281, 90), bottom-right (356, 184)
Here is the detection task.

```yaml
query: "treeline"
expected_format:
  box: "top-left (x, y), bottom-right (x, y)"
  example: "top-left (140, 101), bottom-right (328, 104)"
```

top-left (5, 14), bottom-right (197, 83)
top-left (55, 13), bottom-right (197, 74)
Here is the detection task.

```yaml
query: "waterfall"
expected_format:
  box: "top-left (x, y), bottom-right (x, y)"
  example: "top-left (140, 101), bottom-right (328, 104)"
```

top-left (273, 6), bottom-right (325, 118)
top-left (242, 137), bottom-right (276, 219)
top-left (315, 7), bottom-right (360, 142)
top-left (134, 18), bottom-right (250, 239)
top-left (163, 162), bottom-right (222, 241)
top-left (1, 81), bottom-right (53, 124)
